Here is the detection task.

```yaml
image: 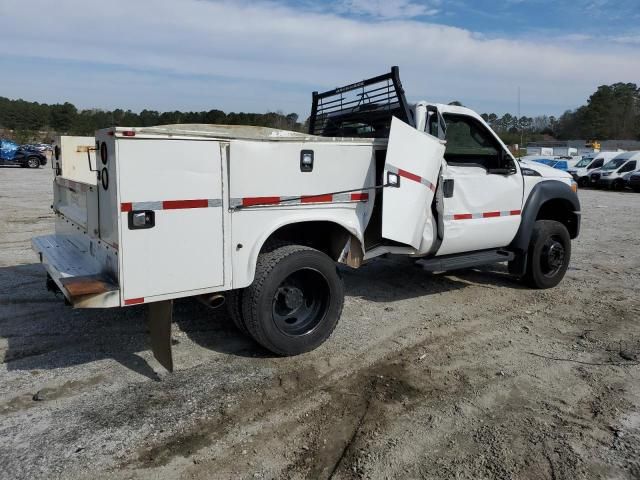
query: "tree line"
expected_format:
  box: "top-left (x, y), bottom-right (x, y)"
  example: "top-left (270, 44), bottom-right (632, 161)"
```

top-left (1, 82), bottom-right (638, 144)
top-left (0, 97), bottom-right (303, 144)
top-left (474, 82), bottom-right (640, 144)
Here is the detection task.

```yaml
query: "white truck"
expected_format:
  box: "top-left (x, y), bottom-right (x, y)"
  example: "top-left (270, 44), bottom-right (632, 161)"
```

top-left (33, 67), bottom-right (581, 371)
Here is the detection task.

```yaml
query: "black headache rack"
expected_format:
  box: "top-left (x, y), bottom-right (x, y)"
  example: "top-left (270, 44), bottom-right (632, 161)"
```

top-left (309, 66), bottom-right (413, 138)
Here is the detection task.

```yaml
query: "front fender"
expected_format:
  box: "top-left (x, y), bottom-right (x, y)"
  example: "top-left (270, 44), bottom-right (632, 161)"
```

top-left (510, 180), bottom-right (581, 252)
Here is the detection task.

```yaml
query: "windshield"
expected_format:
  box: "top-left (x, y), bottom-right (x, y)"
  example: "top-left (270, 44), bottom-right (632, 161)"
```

top-left (602, 158), bottom-right (626, 170)
top-left (575, 157), bottom-right (593, 168)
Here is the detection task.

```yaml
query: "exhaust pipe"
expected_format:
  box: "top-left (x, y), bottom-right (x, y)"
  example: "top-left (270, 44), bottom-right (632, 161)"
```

top-left (197, 293), bottom-right (226, 309)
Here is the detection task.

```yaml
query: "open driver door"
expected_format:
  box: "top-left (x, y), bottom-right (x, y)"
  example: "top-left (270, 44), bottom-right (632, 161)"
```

top-left (382, 117), bottom-right (445, 249)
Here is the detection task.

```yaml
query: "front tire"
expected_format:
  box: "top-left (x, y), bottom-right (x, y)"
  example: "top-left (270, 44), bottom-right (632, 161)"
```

top-left (523, 220), bottom-right (571, 289)
top-left (578, 177), bottom-right (589, 188)
top-left (242, 244), bottom-right (344, 356)
top-left (26, 157), bottom-right (40, 168)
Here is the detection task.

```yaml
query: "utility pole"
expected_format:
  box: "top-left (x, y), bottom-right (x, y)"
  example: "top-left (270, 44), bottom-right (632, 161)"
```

top-left (518, 86), bottom-right (524, 152)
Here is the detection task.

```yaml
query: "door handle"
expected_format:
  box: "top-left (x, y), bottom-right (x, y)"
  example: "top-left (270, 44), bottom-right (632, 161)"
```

top-left (443, 179), bottom-right (454, 198)
top-left (128, 210), bottom-right (155, 230)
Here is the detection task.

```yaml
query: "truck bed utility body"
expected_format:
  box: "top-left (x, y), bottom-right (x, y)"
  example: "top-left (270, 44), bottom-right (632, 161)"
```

top-left (33, 68), bottom-right (580, 371)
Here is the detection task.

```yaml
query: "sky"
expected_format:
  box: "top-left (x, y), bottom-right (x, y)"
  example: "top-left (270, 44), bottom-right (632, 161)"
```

top-left (0, 0), bottom-right (639, 118)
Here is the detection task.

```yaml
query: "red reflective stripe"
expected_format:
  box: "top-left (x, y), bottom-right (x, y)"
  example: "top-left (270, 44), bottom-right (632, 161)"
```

top-left (121, 202), bottom-right (132, 212)
top-left (242, 196), bottom-right (281, 207)
top-left (397, 168), bottom-right (422, 184)
top-left (121, 131), bottom-right (136, 137)
top-left (483, 211), bottom-right (501, 218)
top-left (453, 213), bottom-right (473, 220)
top-left (125, 297), bottom-right (144, 305)
top-left (301, 194), bottom-right (333, 203)
top-left (162, 199), bottom-right (208, 210)
top-left (510, 210), bottom-right (521, 216)
top-left (350, 192), bottom-right (369, 201)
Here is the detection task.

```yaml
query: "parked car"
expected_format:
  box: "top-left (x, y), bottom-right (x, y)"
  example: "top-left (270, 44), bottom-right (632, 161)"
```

top-left (590, 151), bottom-right (640, 189)
top-left (567, 152), bottom-right (621, 187)
top-left (627, 171), bottom-right (640, 193)
top-left (555, 156), bottom-right (582, 169)
top-left (22, 143), bottom-right (53, 152)
top-left (0, 139), bottom-right (48, 168)
top-left (531, 157), bottom-right (570, 171)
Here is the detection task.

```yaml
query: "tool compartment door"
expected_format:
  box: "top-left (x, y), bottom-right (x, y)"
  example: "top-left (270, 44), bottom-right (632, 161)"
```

top-left (118, 139), bottom-right (225, 300)
top-left (382, 117), bottom-right (445, 249)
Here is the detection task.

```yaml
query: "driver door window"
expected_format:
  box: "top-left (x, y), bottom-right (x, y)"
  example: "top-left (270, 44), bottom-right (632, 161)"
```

top-left (443, 115), bottom-right (509, 171)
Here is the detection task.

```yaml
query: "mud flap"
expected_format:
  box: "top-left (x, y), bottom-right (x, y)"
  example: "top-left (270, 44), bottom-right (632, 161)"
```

top-left (147, 300), bottom-right (174, 372)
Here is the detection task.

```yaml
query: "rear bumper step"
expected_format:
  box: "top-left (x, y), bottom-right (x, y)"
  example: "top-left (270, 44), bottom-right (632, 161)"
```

top-left (32, 234), bottom-right (119, 308)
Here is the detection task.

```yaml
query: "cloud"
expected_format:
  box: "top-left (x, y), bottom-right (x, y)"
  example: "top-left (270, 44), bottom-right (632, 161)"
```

top-left (0, 0), bottom-right (638, 116)
top-left (336, 0), bottom-right (440, 19)
top-left (611, 35), bottom-right (640, 45)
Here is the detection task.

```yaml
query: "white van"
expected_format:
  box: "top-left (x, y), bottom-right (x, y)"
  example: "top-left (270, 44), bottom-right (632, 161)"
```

top-left (568, 152), bottom-right (622, 187)
top-left (590, 151), bottom-right (640, 190)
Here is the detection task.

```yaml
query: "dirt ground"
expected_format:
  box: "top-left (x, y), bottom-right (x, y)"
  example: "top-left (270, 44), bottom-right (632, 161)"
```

top-left (1, 166), bottom-right (639, 480)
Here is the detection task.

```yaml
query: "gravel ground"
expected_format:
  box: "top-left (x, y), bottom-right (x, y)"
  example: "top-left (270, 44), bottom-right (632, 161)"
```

top-left (1, 166), bottom-right (639, 480)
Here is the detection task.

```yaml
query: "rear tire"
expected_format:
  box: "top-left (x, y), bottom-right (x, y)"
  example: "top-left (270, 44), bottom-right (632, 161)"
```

top-left (523, 220), bottom-right (571, 289)
top-left (242, 244), bottom-right (344, 356)
top-left (226, 289), bottom-right (248, 335)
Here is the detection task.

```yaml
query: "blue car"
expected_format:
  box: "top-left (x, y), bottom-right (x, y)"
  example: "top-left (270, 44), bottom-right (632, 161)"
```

top-left (532, 158), bottom-right (569, 171)
top-left (0, 139), bottom-right (47, 168)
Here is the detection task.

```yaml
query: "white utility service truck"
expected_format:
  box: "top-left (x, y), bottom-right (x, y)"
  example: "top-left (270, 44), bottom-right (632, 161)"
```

top-left (33, 67), bottom-right (580, 371)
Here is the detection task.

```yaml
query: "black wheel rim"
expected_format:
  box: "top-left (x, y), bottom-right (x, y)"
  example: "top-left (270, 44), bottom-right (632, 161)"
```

top-left (272, 268), bottom-right (330, 337)
top-left (540, 236), bottom-right (565, 278)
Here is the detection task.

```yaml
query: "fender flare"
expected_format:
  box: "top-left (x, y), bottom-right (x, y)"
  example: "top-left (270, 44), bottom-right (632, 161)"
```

top-left (510, 180), bottom-right (581, 253)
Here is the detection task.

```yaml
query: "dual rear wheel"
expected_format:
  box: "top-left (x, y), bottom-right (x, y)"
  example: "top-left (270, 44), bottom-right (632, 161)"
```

top-left (227, 244), bottom-right (344, 356)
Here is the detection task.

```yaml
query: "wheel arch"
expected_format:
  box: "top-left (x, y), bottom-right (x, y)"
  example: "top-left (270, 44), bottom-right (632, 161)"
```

top-left (235, 214), bottom-right (365, 290)
top-left (510, 180), bottom-right (581, 253)
top-left (261, 220), bottom-right (355, 260)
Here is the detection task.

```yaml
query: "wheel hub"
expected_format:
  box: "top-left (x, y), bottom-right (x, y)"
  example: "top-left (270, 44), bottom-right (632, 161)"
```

top-left (542, 238), bottom-right (565, 276)
top-left (272, 268), bottom-right (330, 337)
top-left (283, 287), bottom-right (304, 310)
